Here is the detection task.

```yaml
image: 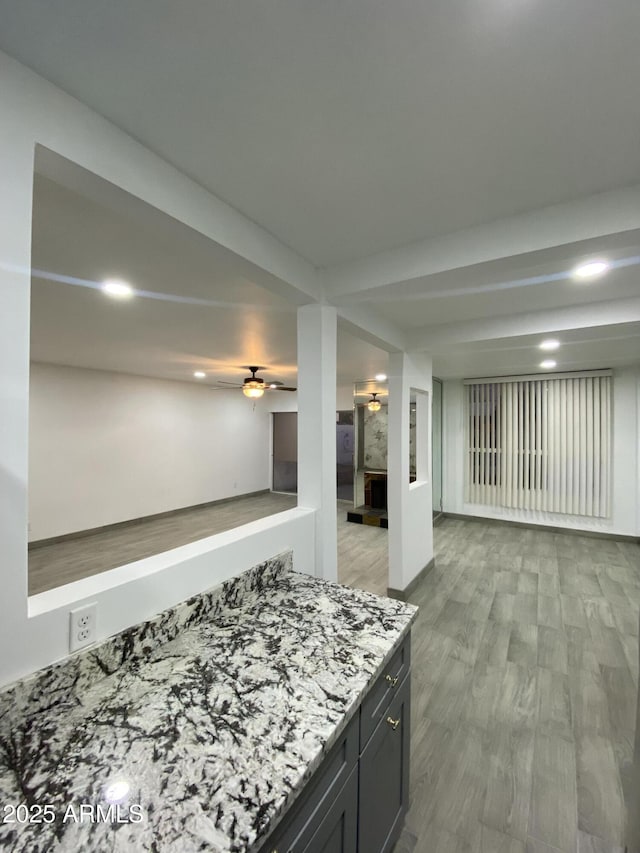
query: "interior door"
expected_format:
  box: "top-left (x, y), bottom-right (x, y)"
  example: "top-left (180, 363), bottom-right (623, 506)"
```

top-left (432, 378), bottom-right (443, 515)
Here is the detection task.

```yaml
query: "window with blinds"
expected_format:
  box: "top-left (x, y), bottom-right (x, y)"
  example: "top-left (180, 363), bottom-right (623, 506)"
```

top-left (464, 371), bottom-right (611, 518)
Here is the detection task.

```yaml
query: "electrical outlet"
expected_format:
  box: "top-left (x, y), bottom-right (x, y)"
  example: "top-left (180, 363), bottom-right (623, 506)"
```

top-left (69, 602), bottom-right (98, 652)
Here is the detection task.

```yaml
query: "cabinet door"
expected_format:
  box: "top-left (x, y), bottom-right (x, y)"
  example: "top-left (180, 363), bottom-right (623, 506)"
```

top-left (358, 675), bottom-right (410, 853)
top-left (301, 767), bottom-right (358, 853)
top-left (258, 717), bottom-right (358, 853)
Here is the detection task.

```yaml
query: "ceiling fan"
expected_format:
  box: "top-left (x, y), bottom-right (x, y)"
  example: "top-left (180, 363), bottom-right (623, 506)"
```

top-left (214, 366), bottom-right (296, 398)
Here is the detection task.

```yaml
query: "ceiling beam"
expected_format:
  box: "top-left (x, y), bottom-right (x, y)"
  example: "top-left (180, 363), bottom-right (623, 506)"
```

top-left (324, 185), bottom-right (640, 301)
top-left (336, 304), bottom-right (407, 354)
top-left (405, 296), bottom-right (640, 349)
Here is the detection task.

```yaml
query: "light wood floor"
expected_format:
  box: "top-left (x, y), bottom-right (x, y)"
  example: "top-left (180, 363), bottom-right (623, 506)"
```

top-left (28, 491), bottom-right (297, 594)
top-left (30, 494), bottom-right (378, 596)
top-left (337, 499), bottom-right (389, 597)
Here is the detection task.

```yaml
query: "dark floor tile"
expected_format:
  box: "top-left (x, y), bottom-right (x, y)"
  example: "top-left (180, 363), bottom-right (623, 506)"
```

top-left (576, 829), bottom-right (625, 852)
top-left (529, 731), bottom-right (577, 853)
top-left (496, 571), bottom-right (521, 593)
top-left (475, 823), bottom-right (526, 853)
top-left (434, 599), bottom-right (469, 633)
top-left (490, 593), bottom-right (515, 624)
top-left (566, 626), bottom-right (600, 674)
top-left (576, 733), bottom-right (625, 845)
top-left (477, 620), bottom-right (512, 667)
top-left (514, 593), bottom-right (539, 626)
top-left (599, 664), bottom-right (638, 735)
top-left (537, 626), bottom-right (568, 674)
top-left (508, 624), bottom-right (539, 668)
top-left (588, 624), bottom-right (629, 668)
top-left (463, 662), bottom-right (504, 729)
top-left (560, 594), bottom-right (587, 630)
top-left (425, 723), bottom-right (488, 843)
top-left (537, 594), bottom-right (562, 630)
top-left (537, 668), bottom-right (572, 738)
top-left (569, 667), bottom-right (612, 738)
top-left (518, 572), bottom-right (539, 595)
top-left (482, 725), bottom-right (534, 841)
top-left (537, 573), bottom-right (560, 596)
top-left (423, 659), bottom-right (473, 726)
top-left (493, 662), bottom-right (538, 730)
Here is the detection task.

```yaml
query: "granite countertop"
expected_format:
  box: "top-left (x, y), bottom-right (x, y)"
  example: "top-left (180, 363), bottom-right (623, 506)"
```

top-left (0, 553), bottom-right (417, 853)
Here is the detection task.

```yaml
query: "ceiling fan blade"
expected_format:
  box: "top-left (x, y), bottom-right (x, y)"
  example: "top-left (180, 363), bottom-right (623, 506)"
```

top-left (216, 380), bottom-right (244, 386)
top-left (272, 386), bottom-right (297, 392)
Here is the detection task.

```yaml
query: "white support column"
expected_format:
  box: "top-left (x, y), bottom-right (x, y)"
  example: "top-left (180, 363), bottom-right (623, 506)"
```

top-left (297, 304), bottom-right (338, 580)
top-left (387, 351), bottom-right (433, 596)
top-left (0, 113), bottom-right (32, 669)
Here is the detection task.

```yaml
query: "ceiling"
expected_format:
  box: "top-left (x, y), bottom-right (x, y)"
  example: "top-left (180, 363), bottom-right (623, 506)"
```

top-left (1, 0), bottom-right (639, 268)
top-left (339, 235), bottom-right (640, 328)
top-left (30, 173), bottom-right (388, 388)
top-left (5, 2), bottom-right (640, 383)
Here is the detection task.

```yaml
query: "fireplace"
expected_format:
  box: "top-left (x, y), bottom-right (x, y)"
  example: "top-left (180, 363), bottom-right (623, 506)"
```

top-left (364, 471), bottom-right (387, 511)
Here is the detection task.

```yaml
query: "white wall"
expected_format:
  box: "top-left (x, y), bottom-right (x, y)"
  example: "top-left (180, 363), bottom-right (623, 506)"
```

top-left (297, 305), bottom-right (338, 581)
top-left (261, 385), bottom-right (355, 413)
top-left (388, 352), bottom-right (433, 592)
top-left (29, 363), bottom-right (271, 540)
top-left (442, 367), bottom-right (640, 536)
top-left (0, 51), bottom-right (320, 689)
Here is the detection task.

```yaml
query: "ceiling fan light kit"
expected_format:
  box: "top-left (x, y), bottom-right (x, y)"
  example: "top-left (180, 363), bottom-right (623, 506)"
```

top-left (367, 393), bottom-right (382, 412)
top-left (242, 379), bottom-right (265, 398)
top-left (212, 366), bottom-right (296, 397)
top-left (241, 366), bottom-right (266, 398)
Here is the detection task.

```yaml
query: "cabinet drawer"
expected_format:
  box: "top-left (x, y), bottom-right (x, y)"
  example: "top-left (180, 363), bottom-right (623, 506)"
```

top-left (359, 633), bottom-right (411, 749)
top-left (258, 713), bottom-right (358, 853)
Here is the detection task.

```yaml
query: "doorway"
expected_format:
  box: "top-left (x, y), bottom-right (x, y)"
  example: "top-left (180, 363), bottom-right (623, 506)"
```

top-left (272, 412), bottom-right (298, 494)
top-left (272, 411), bottom-right (356, 500)
top-left (432, 378), bottom-right (443, 518)
top-left (336, 410), bottom-right (354, 502)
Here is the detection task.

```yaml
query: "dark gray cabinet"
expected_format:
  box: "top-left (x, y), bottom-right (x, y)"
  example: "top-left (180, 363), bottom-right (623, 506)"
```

top-left (259, 716), bottom-right (359, 853)
top-left (360, 634), bottom-right (411, 748)
top-left (358, 676), bottom-right (410, 853)
top-left (302, 768), bottom-right (358, 853)
top-left (256, 633), bottom-right (411, 853)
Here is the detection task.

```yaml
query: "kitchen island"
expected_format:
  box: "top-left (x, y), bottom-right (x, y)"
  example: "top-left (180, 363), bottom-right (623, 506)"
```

top-left (0, 552), bottom-right (416, 852)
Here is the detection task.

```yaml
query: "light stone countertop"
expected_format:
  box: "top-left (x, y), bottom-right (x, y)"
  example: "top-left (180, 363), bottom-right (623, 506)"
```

top-left (0, 553), bottom-right (416, 853)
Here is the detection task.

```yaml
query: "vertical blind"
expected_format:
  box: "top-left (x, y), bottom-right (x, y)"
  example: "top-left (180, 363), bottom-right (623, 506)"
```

top-left (464, 372), bottom-right (611, 518)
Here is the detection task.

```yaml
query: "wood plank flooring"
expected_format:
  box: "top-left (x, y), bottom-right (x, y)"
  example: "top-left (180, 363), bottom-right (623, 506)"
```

top-left (29, 491), bottom-right (297, 594)
top-left (337, 516), bottom-right (640, 853)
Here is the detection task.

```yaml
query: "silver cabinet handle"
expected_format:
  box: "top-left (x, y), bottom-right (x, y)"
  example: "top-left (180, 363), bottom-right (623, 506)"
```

top-left (386, 716), bottom-right (400, 731)
top-left (385, 674), bottom-right (398, 687)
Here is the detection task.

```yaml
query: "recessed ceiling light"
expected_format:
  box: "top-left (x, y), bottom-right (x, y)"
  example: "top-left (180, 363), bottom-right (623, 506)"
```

top-left (572, 259), bottom-right (609, 280)
top-left (102, 279), bottom-right (133, 298)
top-left (375, 373), bottom-right (387, 381)
top-left (539, 339), bottom-right (560, 351)
top-left (540, 359), bottom-right (557, 369)
top-left (193, 371), bottom-right (206, 379)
